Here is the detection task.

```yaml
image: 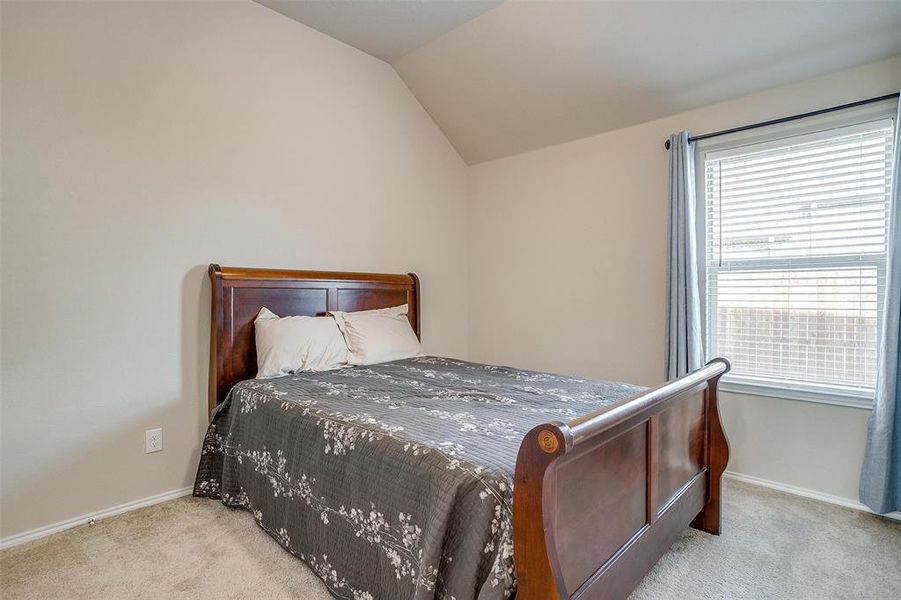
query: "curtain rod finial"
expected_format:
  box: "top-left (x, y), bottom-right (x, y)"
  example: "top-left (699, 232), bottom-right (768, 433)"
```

top-left (664, 139), bottom-right (671, 150)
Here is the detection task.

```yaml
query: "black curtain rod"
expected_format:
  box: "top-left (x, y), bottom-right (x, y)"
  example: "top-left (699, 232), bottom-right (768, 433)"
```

top-left (664, 92), bottom-right (899, 150)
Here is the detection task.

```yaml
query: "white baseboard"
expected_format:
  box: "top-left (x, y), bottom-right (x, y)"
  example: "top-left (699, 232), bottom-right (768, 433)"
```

top-left (0, 486), bottom-right (194, 550)
top-left (724, 471), bottom-right (901, 521)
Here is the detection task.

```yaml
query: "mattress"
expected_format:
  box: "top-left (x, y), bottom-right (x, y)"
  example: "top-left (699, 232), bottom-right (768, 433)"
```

top-left (194, 356), bottom-right (643, 600)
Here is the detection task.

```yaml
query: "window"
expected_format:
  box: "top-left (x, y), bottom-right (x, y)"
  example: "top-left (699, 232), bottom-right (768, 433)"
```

top-left (700, 114), bottom-right (895, 406)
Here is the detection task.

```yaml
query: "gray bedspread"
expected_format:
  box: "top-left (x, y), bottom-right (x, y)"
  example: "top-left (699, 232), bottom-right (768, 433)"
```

top-left (194, 356), bottom-right (644, 600)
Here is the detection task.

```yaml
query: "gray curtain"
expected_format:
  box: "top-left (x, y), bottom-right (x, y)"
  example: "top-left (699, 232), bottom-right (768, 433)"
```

top-left (665, 131), bottom-right (704, 380)
top-left (860, 93), bottom-right (901, 515)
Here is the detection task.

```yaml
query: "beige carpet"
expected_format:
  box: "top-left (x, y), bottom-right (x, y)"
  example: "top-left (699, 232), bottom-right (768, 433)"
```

top-left (2, 480), bottom-right (899, 599)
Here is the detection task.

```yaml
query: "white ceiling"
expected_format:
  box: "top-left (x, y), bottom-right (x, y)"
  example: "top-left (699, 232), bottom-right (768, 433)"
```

top-left (256, 0), bottom-right (503, 62)
top-left (259, 1), bottom-right (901, 165)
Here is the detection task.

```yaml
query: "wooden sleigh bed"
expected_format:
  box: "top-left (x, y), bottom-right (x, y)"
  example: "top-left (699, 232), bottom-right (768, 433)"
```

top-left (206, 264), bottom-right (730, 600)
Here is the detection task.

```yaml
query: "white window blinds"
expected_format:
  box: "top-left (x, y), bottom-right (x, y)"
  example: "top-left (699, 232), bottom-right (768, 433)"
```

top-left (703, 118), bottom-right (894, 399)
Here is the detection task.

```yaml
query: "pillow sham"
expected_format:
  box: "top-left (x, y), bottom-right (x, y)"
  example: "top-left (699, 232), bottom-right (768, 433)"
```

top-left (254, 307), bottom-right (348, 378)
top-left (329, 304), bottom-right (421, 366)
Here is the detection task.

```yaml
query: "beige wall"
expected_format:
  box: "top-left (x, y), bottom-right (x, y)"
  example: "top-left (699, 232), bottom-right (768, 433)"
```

top-left (468, 56), bottom-right (901, 503)
top-left (2, 0), bottom-right (897, 541)
top-left (0, 1), bottom-right (468, 538)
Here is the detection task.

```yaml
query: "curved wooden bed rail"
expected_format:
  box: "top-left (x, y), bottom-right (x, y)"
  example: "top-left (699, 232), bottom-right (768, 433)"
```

top-left (513, 359), bottom-right (731, 600)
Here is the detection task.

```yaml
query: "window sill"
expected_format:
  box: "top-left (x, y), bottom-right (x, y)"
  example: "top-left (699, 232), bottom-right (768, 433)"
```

top-left (718, 377), bottom-right (873, 410)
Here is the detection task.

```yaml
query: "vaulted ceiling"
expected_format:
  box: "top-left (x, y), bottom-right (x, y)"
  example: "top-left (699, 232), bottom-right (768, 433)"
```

top-left (256, 0), bottom-right (503, 62)
top-left (259, 1), bottom-right (901, 164)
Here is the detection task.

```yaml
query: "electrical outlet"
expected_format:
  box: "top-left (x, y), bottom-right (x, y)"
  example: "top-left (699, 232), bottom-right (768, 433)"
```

top-left (145, 428), bottom-right (163, 453)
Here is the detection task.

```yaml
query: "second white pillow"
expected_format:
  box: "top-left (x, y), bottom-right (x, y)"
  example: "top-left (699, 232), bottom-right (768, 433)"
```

top-left (330, 304), bottom-right (421, 366)
top-left (254, 308), bottom-right (349, 378)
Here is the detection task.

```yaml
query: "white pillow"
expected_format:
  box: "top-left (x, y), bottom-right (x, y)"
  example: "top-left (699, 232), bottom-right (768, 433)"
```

top-left (329, 304), bottom-right (421, 366)
top-left (254, 308), bottom-right (348, 378)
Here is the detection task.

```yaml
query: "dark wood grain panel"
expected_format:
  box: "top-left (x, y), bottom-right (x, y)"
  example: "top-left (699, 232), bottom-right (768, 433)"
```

top-left (552, 424), bottom-right (649, 593)
top-left (336, 288), bottom-right (410, 318)
top-left (654, 393), bottom-right (705, 513)
top-left (572, 471), bottom-right (707, 600)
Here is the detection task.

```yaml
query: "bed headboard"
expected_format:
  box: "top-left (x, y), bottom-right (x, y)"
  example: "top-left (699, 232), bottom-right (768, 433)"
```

top-left (207, 264), bottom-right (420, 414)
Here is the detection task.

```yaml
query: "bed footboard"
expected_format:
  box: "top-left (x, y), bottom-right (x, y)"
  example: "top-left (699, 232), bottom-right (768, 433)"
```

top-left (513, 359), bottom-right (730, 600)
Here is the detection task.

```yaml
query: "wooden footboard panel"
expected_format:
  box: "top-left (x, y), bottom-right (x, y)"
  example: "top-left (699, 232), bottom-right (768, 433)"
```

top-left (513, 359), bottom-right (730, 600)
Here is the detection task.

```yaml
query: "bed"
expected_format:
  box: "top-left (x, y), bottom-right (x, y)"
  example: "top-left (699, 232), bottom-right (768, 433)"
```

top-left (194, 264), bottom-right (730, 600)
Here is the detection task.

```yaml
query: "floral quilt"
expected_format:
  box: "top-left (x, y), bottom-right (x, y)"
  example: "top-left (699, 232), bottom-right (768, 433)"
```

top-left (194, 356), bottom-right (643, 600)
